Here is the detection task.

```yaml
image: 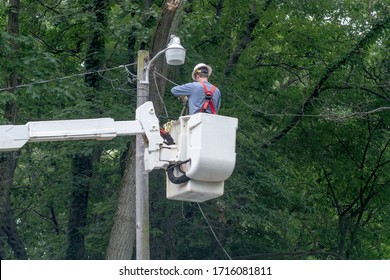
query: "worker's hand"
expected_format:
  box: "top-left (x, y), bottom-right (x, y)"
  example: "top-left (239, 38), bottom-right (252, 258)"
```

top-left (178, 96), bottom-right (188, 104)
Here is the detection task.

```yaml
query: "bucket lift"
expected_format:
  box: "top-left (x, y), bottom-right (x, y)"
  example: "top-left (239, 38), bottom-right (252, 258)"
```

top-left (158, 113), bottom-right (238, 202)
top-left (0, 102), bottom-right (238, 202)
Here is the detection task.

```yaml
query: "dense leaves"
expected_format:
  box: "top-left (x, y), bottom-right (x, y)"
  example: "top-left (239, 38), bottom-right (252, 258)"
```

top-left (0, 0), bottom-right (389, 260)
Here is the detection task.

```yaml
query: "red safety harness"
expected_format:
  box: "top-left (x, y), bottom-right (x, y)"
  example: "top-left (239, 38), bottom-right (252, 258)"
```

top-left (199, 81), bottom-right (217, 114)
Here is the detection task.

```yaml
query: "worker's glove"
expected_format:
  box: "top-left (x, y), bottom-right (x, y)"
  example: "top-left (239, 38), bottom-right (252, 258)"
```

top-left (178, 96), bottom-right (188, 105)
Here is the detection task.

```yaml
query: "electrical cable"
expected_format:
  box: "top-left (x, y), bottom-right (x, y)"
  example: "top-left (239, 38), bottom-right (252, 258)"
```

top-left (0, 63), bottom-right (136, 93)
top-left (166, 164), bottom-right (191, 184)
top-left (197, 203), bottom-right (232, 260)
top-left (151, 68), bottom-right (179, 86)
top-left (152, 70), bottom-right (169, 118)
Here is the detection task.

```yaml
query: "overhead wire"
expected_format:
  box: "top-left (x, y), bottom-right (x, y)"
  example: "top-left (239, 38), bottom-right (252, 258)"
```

top-left (151, 68), bottom-right (180, 87)
top-left (150, 68), bottom-right (189, 119)
top-left (197, 203), bottom-right (232, 260)
top-left (0, 63), bottom-right (137, 93)
top-left (152, 69), bottom-right (169, 118)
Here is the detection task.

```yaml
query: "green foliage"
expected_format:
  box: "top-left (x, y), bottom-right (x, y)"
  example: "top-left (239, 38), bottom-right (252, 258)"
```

top-left (1, 0), bottom-right (389, 260)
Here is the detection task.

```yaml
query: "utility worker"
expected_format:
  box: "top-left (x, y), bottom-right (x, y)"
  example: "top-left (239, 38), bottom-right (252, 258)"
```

top-left (161, 63), bottom-right (221, 145)
top-left (171, 63), bottom-right (221, 115)
top-left (165, 64), bottom-right (222, 182)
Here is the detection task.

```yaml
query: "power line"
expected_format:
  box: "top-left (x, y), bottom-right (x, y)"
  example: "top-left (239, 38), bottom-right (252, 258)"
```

top-left (0, 63), bottom-right (137, 93)
top-left (151, 68), bottom-right (179, 86)
top-left (197, 203), bottom-right (232, 260)
top-left (152, 70), bottom-right (169, 118)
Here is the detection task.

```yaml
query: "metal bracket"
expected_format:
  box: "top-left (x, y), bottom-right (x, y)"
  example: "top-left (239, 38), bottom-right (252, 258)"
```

top-left (135, 102), bottom-right (163, 151)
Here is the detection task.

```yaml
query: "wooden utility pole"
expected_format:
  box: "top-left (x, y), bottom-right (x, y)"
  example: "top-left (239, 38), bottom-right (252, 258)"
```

top-left (136, 50), bottom-right (150, 260)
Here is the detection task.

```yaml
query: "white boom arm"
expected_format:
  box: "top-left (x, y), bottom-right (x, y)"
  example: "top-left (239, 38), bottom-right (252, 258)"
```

top-left (0, 101), bottom-right (239, 202)
top-left (0, 101), bottom-right (163, 153)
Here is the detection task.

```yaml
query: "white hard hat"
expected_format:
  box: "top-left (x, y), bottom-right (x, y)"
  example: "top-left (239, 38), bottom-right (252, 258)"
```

top-left (191, 63), bottom-right (212, 81)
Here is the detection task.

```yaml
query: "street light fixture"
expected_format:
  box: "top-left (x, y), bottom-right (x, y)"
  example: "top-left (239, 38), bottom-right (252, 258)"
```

top-left (140, 35), bottom-right (186, 84)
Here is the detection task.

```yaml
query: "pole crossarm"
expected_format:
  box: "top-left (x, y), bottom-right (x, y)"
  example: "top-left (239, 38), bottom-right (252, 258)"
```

top-left (0, 101), bottom-right (163, 152)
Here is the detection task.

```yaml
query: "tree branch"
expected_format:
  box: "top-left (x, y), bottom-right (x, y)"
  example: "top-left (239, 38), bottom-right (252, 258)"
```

top-left (322, 84), bottom-right (390, 103)
top-left (224, 0), bottom-right (261, 78)
top-left (149, 0), bottom-right (183, 117)
top-left (261, 16), bottom-right (390, 149)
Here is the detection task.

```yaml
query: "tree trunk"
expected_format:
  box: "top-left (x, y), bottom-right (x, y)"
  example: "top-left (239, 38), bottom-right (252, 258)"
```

top-left (0, 0), bottom-right (28, 260)
top-left (65, 0), bottom-right (108, 259)
top-left (2, 205), bottom-right (28, 259)
top-left (106, 0), bottom-right (183, 260)
top-left (106, 140), bottom-right (136, 259)
top-left (0, 153), bottom-right (27, 260)
top-left (65, 155), bottom-right (92, 259)
top-left (149, 0), bottom-right (183, 117)
top-left (224, 0), bottom-right (261, 78)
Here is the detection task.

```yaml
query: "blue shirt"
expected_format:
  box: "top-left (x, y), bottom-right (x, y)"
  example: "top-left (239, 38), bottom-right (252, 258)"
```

top-left (171, 81), bottom-right (221, 115)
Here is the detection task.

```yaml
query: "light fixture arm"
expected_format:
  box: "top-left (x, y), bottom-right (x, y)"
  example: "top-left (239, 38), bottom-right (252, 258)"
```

top-left (140, 48), bottom-right (168, 85)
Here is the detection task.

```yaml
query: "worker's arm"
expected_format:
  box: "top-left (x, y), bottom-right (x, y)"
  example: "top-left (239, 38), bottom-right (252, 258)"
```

top-left (171, 82), bottom-right (196, 97)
